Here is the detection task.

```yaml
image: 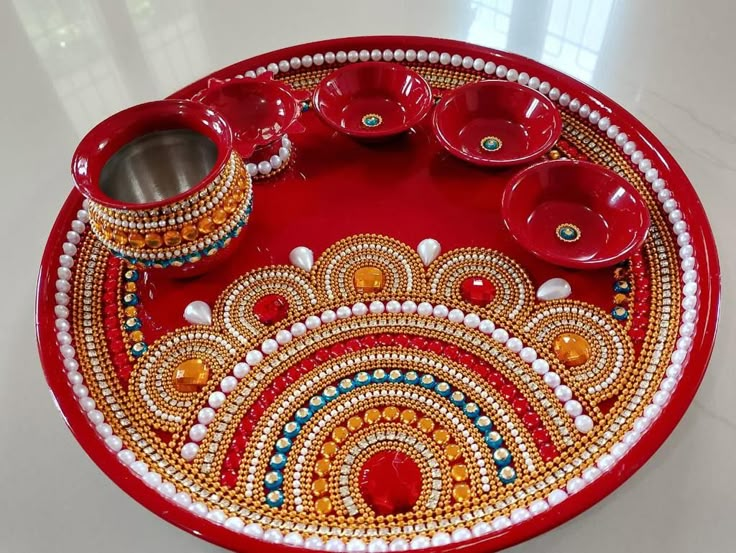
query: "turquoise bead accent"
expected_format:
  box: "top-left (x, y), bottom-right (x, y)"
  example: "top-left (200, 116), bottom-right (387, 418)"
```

top-left (611, 306), bottom-right (629, 320)
top-left (264, 470), bottom-right (283, 490)
top-left (498, 467), bottom-right (517, 484)
top-left (435, 382), bottom-right (451, 397)
top-left (450, 390), bottom-right (466, 407)
top-left (419, 374), bottom-right (436, 389)
top-left (404, 371), bottom-right (420, 385)
top-left (295, 407), bottom-right (312, 424)
top-left (485, 431), bottom-right (504, 449)
top-left (464, 402), bottom-right (481, 419)
top-left (338, 378), bottom-right (354, 393)
top-left (388, 369), bottom-right (404, 383)
top-left (269, 453), bottom-right (286, 470)
top-left (372, 369), bottom-right (388, 383)
top-left (283, 421), bottom-right (300, 438)
top-left (275, 437), bottom-right (292, 453)
top-left (265, 489), bottom-right (284, 508)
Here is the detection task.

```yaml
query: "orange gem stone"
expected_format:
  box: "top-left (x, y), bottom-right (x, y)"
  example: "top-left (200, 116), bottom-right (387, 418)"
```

top-left (445, 444), bottom-right (462, 462)
top-left (417, 418), bottom-right (435, 434)
top-left (364, 408), bottom-right (381, 425)
top-left (321, 442), bottom-right (337, 458)
top-left (124, 282), bottom-right (137, 292)
top-left (212, 208), bottom-right (228, 225)
top-left (347, 416), bottom-right (363, 432)
top-left (144, 232), bottom-right (162, 248)
top-left (382, 406), bottom-right (400, 421)
top-left (197, 217), bottom-right (214, 234)
top-left (315, 497), bottom-right (333, 514)
top-left (128, 232), bottom-right (145, 248)
top-left (451, 464), bottom-right (469, 482)
top-left (163, 230), bottom-right (182, 247)
top-left (181, 224), bottom-right (199, 241)
top-left (113, 231), bottom-right (128, 246)
top-left (453, 483), bottom-right (471, 502)
top-left (552, 332), bottom-right (591, 367)
top-left (433, 429), bottom-right (451, 444)
top-left (400, 409), bottom-right (417, 425)
top-left (129, 330), bottom-right (144, 342)
top-left (312, 478), bottom-right (328, 496)
top-left (332, 426), bottom-right (349, 443)
top-left (223, 198), bottom-right (239, 214)
top-left (124, 306), bottom-right (137, 317)
top-left (353, 266), bottom-right (385, 294)
top-left (173, 358), bottom-right (209, 392)
top-left (315, 458), bottom-right (331, 477)
top-left (231, 189), bottom-right (244, 203)
top-left (613, 293), bottom-right (629, 305)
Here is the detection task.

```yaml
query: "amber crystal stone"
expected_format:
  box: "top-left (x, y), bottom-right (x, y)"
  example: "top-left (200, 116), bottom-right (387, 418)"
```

top-left (173, 358), bottom-right (209, 392)
top-left (144, 232), bottom-right (162, 248)
top-left (552, 332), bottom-right (591, 367)
top-left (353, 266), bottom-right (385, 293)
top-left (181, 224), bottom-right (199, 241)
top-left (163, 230), bottom-right (182, 247)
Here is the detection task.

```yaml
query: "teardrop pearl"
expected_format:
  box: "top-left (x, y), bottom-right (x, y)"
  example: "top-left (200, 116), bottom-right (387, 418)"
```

top-left (536, 278), bottom-right (572, 301)
top-left (183, 300), bottom-right (212, 326)
top-left (289, 246), bottom-right (314, 272)
top-left (417, 238), bottom-right (441, 266)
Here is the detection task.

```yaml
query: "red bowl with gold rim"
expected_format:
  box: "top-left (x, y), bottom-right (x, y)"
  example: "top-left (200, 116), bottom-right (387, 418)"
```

top-left (313, 61), bottom-right (432, 139)
top-left (502, 159), bottom-right (650, 269)
top-left (71, 99), bottom-right (252, 278)
top-left (433, 80), bottom-right (562, 167)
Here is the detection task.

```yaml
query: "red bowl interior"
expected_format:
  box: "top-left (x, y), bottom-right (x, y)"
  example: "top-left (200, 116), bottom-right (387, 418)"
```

top-left (502, 160), bottom-right (650, 269)
top-left (433, 80), bottom-right (562, 166)
top-left (195, 78), bottom-right (301, 152)
top-left (313, 62), bottom-right (432, 138)
top-left (71, 99), bottom-right (232, 210)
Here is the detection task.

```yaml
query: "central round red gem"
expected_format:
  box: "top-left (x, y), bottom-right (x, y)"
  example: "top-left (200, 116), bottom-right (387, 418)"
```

top-left (359, 450), bottom-right (422, 515)
top-left (252, 294), bottom-right (289, 325)
top-left (460, 276), bottom-right (495, 306)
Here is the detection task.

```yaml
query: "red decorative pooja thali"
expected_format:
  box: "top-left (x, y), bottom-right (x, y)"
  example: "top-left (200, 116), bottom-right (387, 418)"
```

top-left (36, 36), bottom-right (720, 553)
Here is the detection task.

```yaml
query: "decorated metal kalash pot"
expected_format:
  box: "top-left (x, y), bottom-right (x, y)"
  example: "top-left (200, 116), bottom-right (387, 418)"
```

top-left (71, 99), bottom-right (252, 277)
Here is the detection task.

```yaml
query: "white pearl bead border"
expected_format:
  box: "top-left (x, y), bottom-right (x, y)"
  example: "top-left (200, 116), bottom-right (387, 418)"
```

top-left (181, 299), bottom-right (592, 464)
top-left (52, 45), bottom-right (700, 550)
top-left (244, 135), bottom-right (293, 178)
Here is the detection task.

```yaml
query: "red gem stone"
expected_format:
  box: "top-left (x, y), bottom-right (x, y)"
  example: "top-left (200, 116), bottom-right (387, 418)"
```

top-left (394, 334), bottom-right (410, 348)
top-left (501, 384), bottom-right (517, 400)
top-left (379, 334), bottom-right (394, 346)
top-left (359, 450), bottom-right (422, 516)
top-left (443, 345), bottom-right (460, 361)
top-left (330, 343), bottom-right (346, 357)
top-left (252, 294), bottom-right (289, 325)
top-left (458, 353), bottom-right (475, 367)
top-left (512, 397), bottom-right (530, 415)
top-left (532, 428), bottom-right (550, 443)
top-left (487, 372), bottom-right (505, 389)
top-left (361, 335), bottom-right (377, 348)
top-left (539, 443), bottom-right (558, 462)
top-left (410, 337), bottom-right (428, 350)
top-left (460, 276), bottom-right (496, 306)
top-left (523, 413), bottom-right (542, 429)
top-left (427, 340), bottom-right (444, 354)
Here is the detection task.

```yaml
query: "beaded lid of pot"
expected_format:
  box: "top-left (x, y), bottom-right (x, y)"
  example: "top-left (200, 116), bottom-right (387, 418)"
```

top-left (37, 37), bottom-right (718, 553)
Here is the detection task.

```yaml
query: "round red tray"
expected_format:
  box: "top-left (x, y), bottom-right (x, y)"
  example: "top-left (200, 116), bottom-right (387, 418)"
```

top-left (36, 36), bottom-right (720, 553)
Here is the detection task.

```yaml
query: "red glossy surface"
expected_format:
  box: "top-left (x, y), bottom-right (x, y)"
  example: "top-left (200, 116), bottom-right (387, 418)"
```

top-left (433, 80), bottom-right (562, 167)
top-left (37, 37), bottom-right (721, 553)
top-left (460, 275), bottom-right (496, 306)
top-left (313, 61), bottom-right (432, 139)
top-left (71, 99), bottom-right (232, 210)
top-left (252, 293), bottom-right (289, 325)
top-left (359, 450), bottom-right (423, 515)
top-left (502, 160), bottom-right (650, 269)
top-left (193, 74), bottom-right (306, 158)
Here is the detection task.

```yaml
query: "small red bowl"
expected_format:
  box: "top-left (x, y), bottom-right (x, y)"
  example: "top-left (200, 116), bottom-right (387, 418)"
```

top-left (502, 160), bottom-right (650, 269)
top-left (313, 62), bottom-right (432, 139)
top-left (193, 73), bottom-right (306, 158)
top-left (433, 80), bottom-right (562, 167)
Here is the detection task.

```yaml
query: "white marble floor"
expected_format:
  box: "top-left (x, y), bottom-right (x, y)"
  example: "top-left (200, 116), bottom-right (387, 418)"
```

top-left (1, 0), bottom-right (733, 551)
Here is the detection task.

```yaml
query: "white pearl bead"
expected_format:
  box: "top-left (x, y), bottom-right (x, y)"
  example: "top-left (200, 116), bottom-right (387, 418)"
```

top-left (645, 168), bottom-right (659, 182)
top-left (382, 49), bottom-right (393, 62)
top-left (450, 54), bottom-right (462, 66)
top-left (463, 313), bottom-right (480, 328)
top-left (78, 396), bottom-right (95, 410)
top-left (117, 449), bottom-right (136, 465)
top-left (564, 400), bottom-right (583, 416)
top-left (71, 220), bottom-right (85, 233)
top-left (267, 62), bottom-right (278, 74)
top-left (510, 508), bottom-right (531, 523)
top-left (471, 522), bottom-right (492, 537)
top-left (428, 50), bottom-right (440, 63)
top-left (368, 538), bottom-right (389, 552)
top-left (336, 306), bottom-right (352, 319)
top-left (478, 319), bottom-right (495, 334)
top-left (73, 384), bottom-right (88, 398)
top-left (430, 533), bottom-right (451, 547)
top-left (539, 81), bottom-right (551, 94)
top-left (681, 257), bottom-right (696, 272)
top-left (302, 54), bottom-right (313, 67)
top-left (529, 499), bottom-right (549, 514)
top-left (243, 523), bottom-right (264, 538)
top-left (528, 76), bottom-right (540, 89)
top-left (472, 57), bottom-right (485, 71)
top-left (652, 178), bottom-right (666, 192)
top-left (543, 371), bottom-right (561, 388)
top-left (60, 344), bottom-right (75, 358)
top-left (225, 517), bottom-right (245, 532)
top-left (460, 55), bottom-right (473, 69)
top-left (352, 302), bottom-right (368, 316)
top-left (313, 53), bottom-right (325, 65)
top-left (189, 424), bottom-right (207, 442)
top-left (492, 516), bottom-right (511, 531)
top-left (623, 141), bottom-right (636, 155)
top-left (598, 117), bottom-right (610, 131)
top-left (447, 309), bottom-right (464, 323)
top-left (369, 301), bottom-right (385, 314)
top-left (243, 70), bottom-right (256, 78)
top-left (631, 150), bottom-right (644, 164)
top-left (57, 331), bottom-right (72, 345)
top-left (56, 279), bottom-right (71, 293)
top-left (495, 64), bottom-right (508, 77)
top-left (95, 423), bottom-right (113, 438)
top-left (278, 60), bottom-right (289, 72)
top-left (306, 536), bottom-right (325, 549)
top-left (261, 338), bottom-right (278, 354)
top-left (669, 209), bottom-right (684, 224)
top-left (347, 50), bottom-right (359, 63)
top-left (506, 337), bottom-right (523, 352)
top-left (439, 52), bottom-right (451, 64)
top-left (87, 410), bottom-right (104, 425)
top-left (547, 488), bottom-right (568, 506)
top-left (606, 124), bottom-right (619, 138)
top-left (569, 98), bottom-right (580, 112)
top-left (386, 300), bottom-right (401, 313)
top-left (432, 304), bottom-right (449, 318)
top-left (418, 50), bottom-right (430, 62)
top-left (548, 87), bottom-right (560, 100)
top-left (220, 375), bottom-right (238, 393)
top-left (653, 390), bottom-right (671, 406)
top-left (62, 242), bottom-right (77, 256)
top-left (417, 302), bottom-right (433, 316)
top-left (491, 328), bottom-right (509, 343)
top-left (263, 528), bottom-right (284, 543)
top-left (393, 49), bottom-right (405, 62)
top-left (676, 231), bottom-right (691, 245)
top-left (480, 60), bottom-right (495, 75)
top-left (245, 350), bottom-right (263, 366)
top-left (197, 407), bottom-right (215, 425)
top-left (532, 358), bottom-right (549, 375)
top-left (405, 49), bottom-right (417, 62)
top-left (325, 52), bottom-right (336, 64)
top-left (575, 415), bottom-right (594, 433)
top-left (359, 50), bottom-right (370, 62)
top-left (321, 310), bottom-right (337, 323)
top-left (615, 132), bottom-right (628, 146)
top-left (347, 538), bottom-right (367, 552)
top-left (517, 71), bottom-right (530, 85)
top-left (305, 315), bottom-right (321, 329)
top-left (208, 391), bottom-right (225, 408)
top-left (336, 51), bottom-right (348, 63)
top-left (554, 385), bottom-right (573, 402)
top-left (409, 536), bottom-right (430, 549)
top-left (66, 230), bottom-right (81, 244)
top-left (559, 92), bottom-right (570, 105)
top-left (67, 371), bottom-right (83, 385)
top-left (506, 68), bottom-right (519, 81)
top-left (246, 163), bottom-right (257, 177)
top-left (401, 300), bottom-right (418, 314)
top-left (59, 254), bottom-right (74, 268)
top-left (588, 110), bottom-right (600, 124)
top-left (597, 454), bottom-right (616, 471)
top-left (63, 357), bottom-right (77, 370)
top-left (257, 160), bottom-right (272, 175)
top-left (270, 155), bottom-right (282, 169)
top-left (275, 329), bottom-right (292, 344)
top-left (519, 347), bottom-right (537, 363)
